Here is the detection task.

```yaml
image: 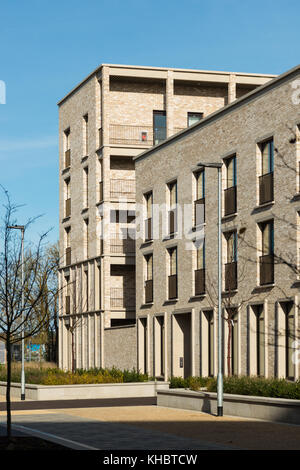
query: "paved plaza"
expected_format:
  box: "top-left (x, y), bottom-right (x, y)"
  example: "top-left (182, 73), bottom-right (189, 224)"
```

top-left (1, 401), bottom-right (300, 450)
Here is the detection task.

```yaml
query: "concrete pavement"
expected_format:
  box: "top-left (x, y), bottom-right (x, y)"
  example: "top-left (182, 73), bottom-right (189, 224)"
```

top-left (1, 404), bottom-right (300, 450)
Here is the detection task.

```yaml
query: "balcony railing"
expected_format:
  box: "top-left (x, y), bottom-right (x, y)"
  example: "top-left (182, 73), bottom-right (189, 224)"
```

top-left (65, 296), bottom-right (70, 315)
top-left (259, 172), bottom-right (274, 205)
top-left (195, 268), bottom-right (205, 295)
top-left (145, 279), bottom-right (153, 303)
top-left (110, 179), bottom-right (135, 200)
top-left (110, 124), bottom-right (153, 146)
top-left (110, 287), bottom-right (136, 309)
top-left (144, 217), bottom-right (152, 241)
top-left (260, 254), bottom-right (274, 285)
top-left (224, 186), bottom-right (237, 216)
top-left (65, 198), bottom-right (71, 218)
top-left (110, 235), bottom-right (135, 254)
top-left (65, 149), bottom-right (71, 168)
top-left (168, 209), bottom-right (177, 235)
top-left (168, 274), bottom-right (178, 300)
top-left (65, 247), bottom-right (71, 266)
top-left (225, 261), bottom-right (237, 291)
top-left (194, 197), bottom-right (205, 225)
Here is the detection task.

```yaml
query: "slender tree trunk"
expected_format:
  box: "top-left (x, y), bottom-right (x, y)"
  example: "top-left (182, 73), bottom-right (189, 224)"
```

top-left (5, 336), bottom-right (11, 439)
top-left (227, 320), bottom-right (232, 377)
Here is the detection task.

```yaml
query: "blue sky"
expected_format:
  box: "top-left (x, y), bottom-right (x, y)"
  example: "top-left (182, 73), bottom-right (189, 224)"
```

top-left (0, 0), bottom-right (299, 246)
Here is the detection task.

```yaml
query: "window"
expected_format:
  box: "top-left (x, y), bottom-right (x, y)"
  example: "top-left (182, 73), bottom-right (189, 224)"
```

top-left (259, 220), bottom-right (274, 285)
top-left (284, 302), bottom-right (295, 380)
top-left (139, 318), bottom-right (148, 374)
top-left (224, 155), bottom-right (237, 215)
top-left (65, 274), bottom-right (70, 314)
top-left (64, 178), bottom-right (71, 218)
top-left (206, 310), bottom-right (214, 377)
top-left (84, 218), bottom-right (89, 259)
top-left (144, 192), bottom-right (153, 241)
top-left (168, 247), bottom-right (177, 299)
top-left (64, 128), bottom-right (70, 168)
top-left (84, 268), bottom-right (89, 312)
top-left (188, 112), bottom-right (203, 127)
top-left (144, 254), bottom-right (153, 303)
top-left (65, 227), bottom-right (71, 265)
top-left (224, 231), bottom-right (237, 291)
top-left (83, 114), bottom-right (88, 156)
top-left (194, 170), bottom-right (205, 225)
top-left (195, 240), bottom-right (205, 295)
top-left (230, 309), bottom-right (239, 376)
top-left (153, 111), bottom-right (166, 145)
top-left (168, 181), bottom-right (177, 235)
top-left (83, 166), bottom-right (89, 208)
top-left (259, 139), bottom-right (274, 204)
top-left (154, 316), bottom-right (165, 377)
top-left (255, 305), bottom-right (265, 377)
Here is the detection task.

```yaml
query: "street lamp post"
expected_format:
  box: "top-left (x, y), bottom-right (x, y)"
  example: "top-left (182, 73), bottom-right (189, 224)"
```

top-left (7, 225), bottom-right (26, 401)
top-left (197, 162), bottom-right (223, 416)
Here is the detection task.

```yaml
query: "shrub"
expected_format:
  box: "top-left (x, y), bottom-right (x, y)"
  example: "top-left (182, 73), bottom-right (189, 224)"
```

top-left (206, 376), bottom-right (300, 399)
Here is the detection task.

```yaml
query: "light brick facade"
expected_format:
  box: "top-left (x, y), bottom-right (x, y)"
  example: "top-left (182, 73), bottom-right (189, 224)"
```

top-left (58, 63), bottom-right (274, 371)
top-left (134, 65), bottom-right (300, 381)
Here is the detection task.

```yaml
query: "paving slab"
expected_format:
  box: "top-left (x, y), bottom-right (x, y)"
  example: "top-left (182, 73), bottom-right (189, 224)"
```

top-left (0, 412), bottom-right (231, 450)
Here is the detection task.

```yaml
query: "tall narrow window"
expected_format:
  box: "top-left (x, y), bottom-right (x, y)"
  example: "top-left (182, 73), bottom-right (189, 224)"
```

top-left (154, 316), bottom-right (165, 377)
top-left (65, 227), bottom-right (71, 266)
top-left (84, 268), bottom-right (89, 312)
top-left (65, 178), bottom-right (71, 218)
top-left (153, 111), bottom-right (166, 145)
top-left (260, 220), bottom-right (274, 285)
top-left (284, 302), bottom-right (295, 380)
top-left (168, 181), bottom-right (177, 235)
top-left (168, 247), bottom-right (177, 299)
top-left (144, 191), bottom-right (153, 241)
top-left (188, 112), bottom-right (203, 127)
top-left (145, 254), bottom-right (153, 303)
top-left (64, 128), bottom-right (70, 168)
top-left (83, 166), bottom-right (89, 208)
top-left (195, 240), bottom-right (205, 295)
top-left (83, 114), bottom-right (88, 156)
top-left (194, 170), bottom-right (205, 225)
top-left (231, 309), bottom-right (239, 376)
top-left (259, 139), bottom-right (274, 204)
top-left (84, 218), bottom-right (89, 259)
top-left (224, 155), bottom-right (237, 215)
top-left (225, 231), bottom-right (237, 291)
top-left (207, 310), bottom-right (214, 377)
top-left (255, 305), bottom-right (265, 376)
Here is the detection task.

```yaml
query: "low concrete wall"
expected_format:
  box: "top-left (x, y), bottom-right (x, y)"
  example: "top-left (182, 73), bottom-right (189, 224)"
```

top-left (104, 324), bottom-right (137, 370)
top-left (0, 381), bottom-right (169, 401)
top-left (157, 389), bottom-right (300, 425)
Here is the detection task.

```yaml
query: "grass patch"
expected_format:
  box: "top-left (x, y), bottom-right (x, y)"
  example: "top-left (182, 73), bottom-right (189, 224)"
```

top-left (170, 375), bottom-right (300, 399)
top-left (0, 364), bottom-right (149, 385)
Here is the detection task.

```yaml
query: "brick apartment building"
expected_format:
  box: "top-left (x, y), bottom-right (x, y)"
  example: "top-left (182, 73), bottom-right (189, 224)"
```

top-left (58, 63), bottom-right (274, 371)
top-left (134, 65), bottom-right (300, 380)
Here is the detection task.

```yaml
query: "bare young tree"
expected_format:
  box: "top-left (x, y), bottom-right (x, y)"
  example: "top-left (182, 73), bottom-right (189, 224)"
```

top-left (0, 188), bottom-right (56, 438)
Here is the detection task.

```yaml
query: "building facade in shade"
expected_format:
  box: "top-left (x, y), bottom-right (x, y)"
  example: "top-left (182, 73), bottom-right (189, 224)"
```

top-left (134, 65), bottom-right (300, 381)
top-left (58, 63), bottom-right (275, 371)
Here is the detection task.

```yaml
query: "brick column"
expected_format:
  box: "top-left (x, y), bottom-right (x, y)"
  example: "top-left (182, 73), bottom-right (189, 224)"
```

top-left (166, 70), bottom-right (174, 138)
top-left (228, 73), bottom-right (236, 104)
